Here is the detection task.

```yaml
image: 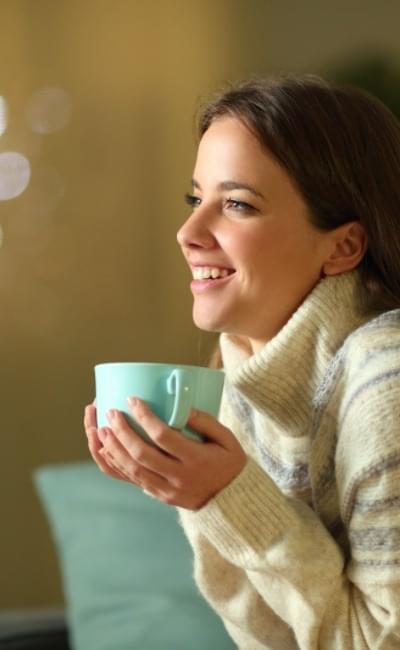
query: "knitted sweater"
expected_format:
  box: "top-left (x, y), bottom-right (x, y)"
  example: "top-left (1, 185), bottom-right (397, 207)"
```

top-left (179, 271), bottom-right (400, 649)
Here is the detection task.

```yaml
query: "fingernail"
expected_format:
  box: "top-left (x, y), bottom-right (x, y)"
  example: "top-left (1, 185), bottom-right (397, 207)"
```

top-left (98, 427), bottom-right (108, 443)
top-left (127, 397), bottom-right (138, 408)
top-left (106, 409), bottom-right (115, 422)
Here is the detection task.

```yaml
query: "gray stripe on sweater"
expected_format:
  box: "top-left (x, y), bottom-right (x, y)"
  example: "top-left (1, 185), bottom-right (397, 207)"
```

top-left (350, 527), bottom-right (400, 551)
top-left (226, 383), bottom-right (310, 490)
top-left (225, 381), bottom-right (255, 436)
top-left (312, 309), bottom-right (400, 426)
top-left (354, 558), bottom-right (400, 568)
top-left (358, 344), bottom-right (400, 372)
top-left (354, 495), bottom-right (400, 514)
top-left (343, 452), bottom-right (400, 524)
top-left (257, 446), bottom-right (309, 491)
top-left (340, 367), bottom-right (400, 426)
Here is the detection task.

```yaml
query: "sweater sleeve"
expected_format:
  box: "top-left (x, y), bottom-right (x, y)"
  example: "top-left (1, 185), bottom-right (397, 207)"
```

top-left (179, 436), bottom-right (400, 648)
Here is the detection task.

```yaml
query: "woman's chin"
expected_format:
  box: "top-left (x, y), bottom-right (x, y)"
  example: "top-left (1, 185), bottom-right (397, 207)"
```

top-left (192, 309), bottom-right (225, 333)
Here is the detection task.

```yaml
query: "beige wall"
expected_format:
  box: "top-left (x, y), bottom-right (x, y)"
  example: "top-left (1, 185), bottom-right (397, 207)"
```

top-left (0, 0), bottom-right (237, 608)
top-left (1, 0), bottom-right (399, 608)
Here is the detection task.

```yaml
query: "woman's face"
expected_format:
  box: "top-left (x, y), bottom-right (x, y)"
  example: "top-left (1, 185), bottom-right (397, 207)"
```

top-left (177, 116), bottom-right (335, 351)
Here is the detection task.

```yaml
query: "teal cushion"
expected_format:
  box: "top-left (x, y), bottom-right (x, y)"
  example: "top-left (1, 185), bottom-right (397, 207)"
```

top-left (34, 462), bottom-right (235, 650)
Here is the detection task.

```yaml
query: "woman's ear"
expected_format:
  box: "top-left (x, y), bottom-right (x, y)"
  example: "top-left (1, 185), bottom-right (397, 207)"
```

top-left (322, 221), bottom-right (367, 276)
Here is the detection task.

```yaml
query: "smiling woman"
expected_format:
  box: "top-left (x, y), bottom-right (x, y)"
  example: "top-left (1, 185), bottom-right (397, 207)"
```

top-left (178, 115), bottom-right (356, 350)
top-left (85, 74), bottom-right (400, 650)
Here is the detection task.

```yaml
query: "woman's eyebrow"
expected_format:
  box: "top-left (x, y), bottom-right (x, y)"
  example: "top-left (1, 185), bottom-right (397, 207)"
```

top-left (191, 178), bottom-right (265, 200)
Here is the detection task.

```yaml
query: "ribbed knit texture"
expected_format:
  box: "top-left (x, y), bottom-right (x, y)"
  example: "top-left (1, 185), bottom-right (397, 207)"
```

top-left (179, 271), bottom-right (400, 649)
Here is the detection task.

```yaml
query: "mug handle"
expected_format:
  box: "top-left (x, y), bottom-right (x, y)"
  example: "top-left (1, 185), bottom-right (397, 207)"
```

top-left (166, 368), bottom-right (191, 429)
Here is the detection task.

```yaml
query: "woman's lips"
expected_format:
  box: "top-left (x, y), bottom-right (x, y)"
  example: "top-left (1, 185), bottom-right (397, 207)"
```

top-left (190, 271), bottom-right (236, 293)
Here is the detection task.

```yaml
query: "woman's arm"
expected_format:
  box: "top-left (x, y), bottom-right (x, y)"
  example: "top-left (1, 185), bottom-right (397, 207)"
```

top-left (180, 455), bottom-right (400, 649)
top-left (84, 388), bottom-right (400, 648)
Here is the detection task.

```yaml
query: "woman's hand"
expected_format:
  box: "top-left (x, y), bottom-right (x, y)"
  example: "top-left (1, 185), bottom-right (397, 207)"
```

top-left (83, 397), bottom-right (247, 510)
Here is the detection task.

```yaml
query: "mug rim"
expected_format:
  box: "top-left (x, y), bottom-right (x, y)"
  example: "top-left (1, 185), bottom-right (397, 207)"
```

top-left (94, 362), bottom-right (225, 374)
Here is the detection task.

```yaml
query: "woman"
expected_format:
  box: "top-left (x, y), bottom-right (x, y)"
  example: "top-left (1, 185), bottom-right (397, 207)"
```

top-left (84, 75), bottom-right (400, 648)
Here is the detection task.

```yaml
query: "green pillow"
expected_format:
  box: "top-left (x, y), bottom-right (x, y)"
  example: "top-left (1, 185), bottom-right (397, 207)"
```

top-left (34, 462), bottom-right (235, 650)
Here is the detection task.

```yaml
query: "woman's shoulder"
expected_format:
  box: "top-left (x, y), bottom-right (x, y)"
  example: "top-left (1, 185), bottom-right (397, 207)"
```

top-left (343, 308), bottom-right (400, 372)
top-left (332, 308), bottom-right (400, 431)
top-left (334, 308), bottom-right (400, 443)
top-left (334, 310), bottom-right (400, 489)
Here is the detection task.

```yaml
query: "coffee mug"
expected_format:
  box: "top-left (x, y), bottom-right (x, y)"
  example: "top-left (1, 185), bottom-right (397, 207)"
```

top-left (94, 362), bottom-right (225, 443)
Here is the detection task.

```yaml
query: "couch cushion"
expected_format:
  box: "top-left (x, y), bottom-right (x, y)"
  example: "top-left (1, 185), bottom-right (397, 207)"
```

top-left (33, 462), bottom-right (235, 650)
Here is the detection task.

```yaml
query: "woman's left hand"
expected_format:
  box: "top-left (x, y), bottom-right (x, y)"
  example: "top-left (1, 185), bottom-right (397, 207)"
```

top-left (84, 397), bottom-right (247, 510)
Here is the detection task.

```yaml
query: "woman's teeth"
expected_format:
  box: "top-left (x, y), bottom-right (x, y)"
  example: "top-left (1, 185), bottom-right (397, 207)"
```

top-left (192, 267), bottom-right (231, 280)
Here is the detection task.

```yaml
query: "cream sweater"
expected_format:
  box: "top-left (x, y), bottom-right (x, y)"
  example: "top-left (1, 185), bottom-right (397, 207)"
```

top-left (179, 271), bottom-right (400, 649)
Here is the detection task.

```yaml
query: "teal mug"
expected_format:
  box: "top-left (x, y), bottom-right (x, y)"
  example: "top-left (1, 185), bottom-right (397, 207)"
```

top-left (94, 362), bottom-right (225, 443)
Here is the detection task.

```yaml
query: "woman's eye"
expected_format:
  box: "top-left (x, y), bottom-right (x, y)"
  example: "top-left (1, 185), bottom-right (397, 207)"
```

top-left (224, 197), bottom-right (255, 213)
top-left (184, 193), bottom-right (201, 208)
top-left (183, 193), bottom-right (256, 214)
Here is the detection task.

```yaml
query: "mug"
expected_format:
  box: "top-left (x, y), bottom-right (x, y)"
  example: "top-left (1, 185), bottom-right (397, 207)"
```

top-left (94, 362), bottom-right (225, 443)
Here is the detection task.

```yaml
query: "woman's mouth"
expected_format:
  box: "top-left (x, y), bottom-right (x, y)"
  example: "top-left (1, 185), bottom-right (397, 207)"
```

top-left (190, 266), bottom-right (235, 293)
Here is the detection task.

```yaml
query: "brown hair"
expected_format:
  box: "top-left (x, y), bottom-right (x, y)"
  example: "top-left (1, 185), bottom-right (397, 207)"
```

top-left (198, 74), bottom-right (400, 317)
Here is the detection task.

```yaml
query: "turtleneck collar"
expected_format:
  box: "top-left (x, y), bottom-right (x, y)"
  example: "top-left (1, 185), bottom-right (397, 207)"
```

top-left (220, 271), bottom-right (370, 435)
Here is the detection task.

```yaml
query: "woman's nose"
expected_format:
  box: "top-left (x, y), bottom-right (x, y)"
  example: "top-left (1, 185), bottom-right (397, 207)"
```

top-left (176, 208), bottom-right (216, 250)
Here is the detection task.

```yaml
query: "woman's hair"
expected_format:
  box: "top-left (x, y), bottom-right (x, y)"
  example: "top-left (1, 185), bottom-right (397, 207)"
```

top-left (197, 74), bottom-right (400, 315)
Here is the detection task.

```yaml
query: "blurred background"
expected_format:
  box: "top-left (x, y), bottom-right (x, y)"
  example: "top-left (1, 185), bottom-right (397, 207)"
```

top-left (2, 0), bottom-right (400, 610)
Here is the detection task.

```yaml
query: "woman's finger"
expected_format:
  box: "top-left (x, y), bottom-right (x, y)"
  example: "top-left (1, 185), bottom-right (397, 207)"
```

top-left (84, 403), bottom-right (98, 431)
top-left (186, 408), bottom-right (237, 449)
top-left (100, 427), bottom-right (172, 486)
top-left (100, 444), bottom-right (174, 502)
top-left (106, 409), bottom-right (181, 477)
top-left (86, 426), bottom-right (126, 481)
top-left (125, 399), bottom-right (195, 459)
top-left (98, 447), bottom-right (132, 481)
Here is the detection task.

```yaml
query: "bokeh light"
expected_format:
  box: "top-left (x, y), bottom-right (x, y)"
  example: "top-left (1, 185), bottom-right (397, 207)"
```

top-left (0, 152), bottom-right (31, 200)
top-left (26, 86), bottom-right (72, 134)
